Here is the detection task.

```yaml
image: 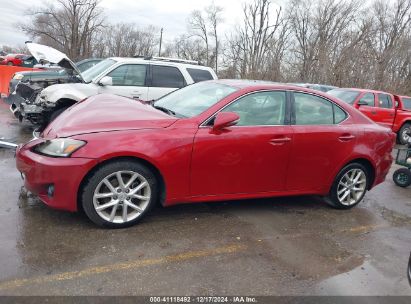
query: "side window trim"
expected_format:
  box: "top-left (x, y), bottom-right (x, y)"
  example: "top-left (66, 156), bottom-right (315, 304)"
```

top-left (290, 90), bottom-right (349, 125)
top-left (201, 90), bottom-right (291, 127)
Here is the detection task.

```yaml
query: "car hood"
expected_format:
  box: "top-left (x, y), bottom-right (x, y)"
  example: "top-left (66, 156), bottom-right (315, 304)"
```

top-left (42, 94), bottom-right (178, 138)
top-left (25, 42), bottom-right (84, 82)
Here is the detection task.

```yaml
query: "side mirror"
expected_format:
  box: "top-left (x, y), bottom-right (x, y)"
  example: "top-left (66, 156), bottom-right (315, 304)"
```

top-left (357, 100), bottom-right (368, 106)
top-left (98, 76), bottom-right (112, 86)
top-left (213, 112), bottom-right (240, 130)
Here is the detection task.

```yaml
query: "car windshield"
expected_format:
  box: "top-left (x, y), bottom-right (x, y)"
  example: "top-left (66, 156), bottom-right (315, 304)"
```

top-left (81, 59), bottom-right (116, 83)
top-left (153, 82), bottom-right (239, 118)
top-left (328, 89), bottom-right (360, 104)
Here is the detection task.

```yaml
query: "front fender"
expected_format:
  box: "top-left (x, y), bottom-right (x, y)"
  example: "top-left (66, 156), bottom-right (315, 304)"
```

top-left (71, 128), bottom-right (197, 203)
top-left (41, 83), bottom-right (98, 104)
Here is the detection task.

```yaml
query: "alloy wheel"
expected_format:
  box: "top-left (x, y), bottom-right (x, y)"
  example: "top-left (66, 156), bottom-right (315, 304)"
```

top-left (93, 171), bottom-right (151, 224)
top-left (337, 168), bottom-right (367, 206)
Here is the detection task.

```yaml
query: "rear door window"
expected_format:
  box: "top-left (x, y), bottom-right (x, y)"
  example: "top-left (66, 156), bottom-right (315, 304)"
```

top-left (402, 98), bottom-right (411, 109)
top-left (151, 65), bottom-right (185, 88)
top-left (359, 93), bottom-right (375, 106)
top-left (293, 92), bottom-right (347, 125)
top-left (378, 94), bottom-right (393, 109)
top-left (187, 68), bottom-right (214, 83)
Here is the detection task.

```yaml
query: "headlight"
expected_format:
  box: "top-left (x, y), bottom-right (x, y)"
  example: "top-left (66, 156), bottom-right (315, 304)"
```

top-left (34, 138), bottom-right (86, 157)
top-left (13, 74), bottom-right (24, 80)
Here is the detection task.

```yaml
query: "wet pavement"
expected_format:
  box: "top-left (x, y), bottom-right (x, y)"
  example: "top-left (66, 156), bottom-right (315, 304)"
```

top-left (0, 99), bottom-right (410, 296)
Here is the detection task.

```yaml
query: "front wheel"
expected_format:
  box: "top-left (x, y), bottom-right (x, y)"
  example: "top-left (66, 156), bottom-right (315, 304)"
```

top-left (325, 163), bottom-right (369, 209)
top-left (393, 168), bottom-right (411, 187)
top-left (81, 160), bottom-right (159, 228)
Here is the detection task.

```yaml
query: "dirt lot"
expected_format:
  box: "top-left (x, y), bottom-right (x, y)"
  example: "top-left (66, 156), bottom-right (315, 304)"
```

top-left (0, 100), bottom-right (410, 296)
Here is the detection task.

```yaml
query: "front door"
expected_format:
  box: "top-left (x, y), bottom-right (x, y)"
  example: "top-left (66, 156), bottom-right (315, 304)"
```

top-left (99, 64), bottom-right (149, 100)
top-left (190, 91), bottom-right (293, 196)
top-left (287, 92), bottom-right (357, 191)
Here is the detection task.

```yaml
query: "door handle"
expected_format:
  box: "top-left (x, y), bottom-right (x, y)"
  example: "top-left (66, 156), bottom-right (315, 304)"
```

top-left (132, 91), bottom-right (141, 99)
top-left (371, 111), bottom-right (377, 115)
top-left (269, 137), bottom-right (291, 145)
top-left (339, 134), bottom-right (355, 141)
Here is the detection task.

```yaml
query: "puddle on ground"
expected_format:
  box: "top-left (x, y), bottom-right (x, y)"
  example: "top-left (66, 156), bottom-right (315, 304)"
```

top-left (316, 260), bottom-right (411, 295)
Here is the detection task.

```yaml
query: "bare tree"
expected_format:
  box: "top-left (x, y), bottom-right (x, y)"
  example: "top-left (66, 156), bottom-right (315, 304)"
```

top-left (206, 3), bottom-right (224, 73)
top-left (371, 0), bottom-right (411, 91)
top-left (163, 34), bottom-right (208, 64)
top-left (21, 0), bottom-right (105, 60)
top-left (224, 0), bottom-right (288, 79)
top-left (94, 23), bottom-right (158, 58)
top-left (188, 10), bottom-right (210, 65)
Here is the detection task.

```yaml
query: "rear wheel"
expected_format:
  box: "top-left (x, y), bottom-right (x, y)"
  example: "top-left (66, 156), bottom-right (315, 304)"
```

top-left (7, 62), bottom-right (13, 66)
top-left (393, 168), bottom-right (411, 187)
top-left (325, 163), bottom-right (369, 209)
top-left (81, 160), bottom-right (158, 228)
top-left (398, 123), bottom-right (411, 145)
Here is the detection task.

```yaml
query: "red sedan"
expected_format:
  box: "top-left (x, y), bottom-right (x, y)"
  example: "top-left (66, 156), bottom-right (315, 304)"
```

top-left (0, 54), bottom-right (26, 66)
top-left (16, 80), bottom-right (395, 228)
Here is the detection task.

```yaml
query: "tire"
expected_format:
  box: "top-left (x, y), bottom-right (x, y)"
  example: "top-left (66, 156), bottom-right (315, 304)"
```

top-left (49, 106), bottom-right (69, 123)
top-left (325, 163), bottom-right (369, 209)
top-left (7, 62), bottom-right (13, 66)
top-left (393, 168), bottom-right (411, 188)
top-left (81, 160), bottom-right (159, 228)
top-left (398, 123), bottom-right (411, 145)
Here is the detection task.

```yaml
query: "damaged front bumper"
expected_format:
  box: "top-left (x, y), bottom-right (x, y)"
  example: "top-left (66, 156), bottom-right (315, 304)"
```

top-left (8, 82), bottom-right (47, 125)
top-left (9, 100), bottom-right (44, 124)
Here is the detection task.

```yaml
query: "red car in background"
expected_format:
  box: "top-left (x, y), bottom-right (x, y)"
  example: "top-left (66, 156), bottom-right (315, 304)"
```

top-left (16, 80), bottom-right (395, 228)
top-left (328, 88), bottom-right (411, 144)
top-left (0, 54), bottom-right (27, 66)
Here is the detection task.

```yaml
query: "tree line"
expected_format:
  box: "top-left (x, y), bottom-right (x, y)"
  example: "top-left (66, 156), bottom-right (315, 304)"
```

top-left (4, 0), bottom-right (411, 94)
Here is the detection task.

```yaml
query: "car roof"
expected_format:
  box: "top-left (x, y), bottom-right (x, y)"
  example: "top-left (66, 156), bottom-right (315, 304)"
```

top-left (108, 57), bottom-right (214, 70)
top-left (210, 79), bottom-right (283, 88)
top-left (76, 58), bottom-right (103, 64)
top-left (292, 83), bottom-right (337, 87)
top-left (331, 87), bottom-right (392, 94)
top-left (209, 79), bottom-right (326, 91)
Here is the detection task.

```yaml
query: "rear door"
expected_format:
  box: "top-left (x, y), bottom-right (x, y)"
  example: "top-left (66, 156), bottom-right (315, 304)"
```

top-left (147, 65), bottom-right (186, 101)
top-left (99, 64), bottom-right (149, 100)
top-left (287, 92), bottom-right (357, 191)
top-left (376, 93), bottom-right (396, 128)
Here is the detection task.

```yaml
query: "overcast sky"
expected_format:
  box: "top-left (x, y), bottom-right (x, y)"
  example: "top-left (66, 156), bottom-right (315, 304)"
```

top-left (0, 0), bottom-right (260, 47)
